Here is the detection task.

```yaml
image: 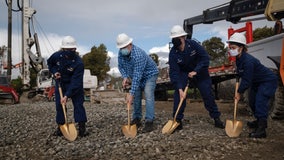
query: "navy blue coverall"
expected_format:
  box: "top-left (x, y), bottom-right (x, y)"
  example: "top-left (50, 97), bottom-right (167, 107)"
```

top-left (47, 50), bottom-right (87, 125)
top-left (236, 52), bottom-right (277, 121)
top-left (169, 39), bottom-right (221, 120)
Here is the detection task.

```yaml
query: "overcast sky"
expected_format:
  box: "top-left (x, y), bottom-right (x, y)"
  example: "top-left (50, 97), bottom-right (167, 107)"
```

top-left (0, 0), bottom-right (276, 77)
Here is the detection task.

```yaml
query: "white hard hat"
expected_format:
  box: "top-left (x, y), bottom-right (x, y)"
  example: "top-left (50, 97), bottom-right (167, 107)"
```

top-left (227, 32), bottom-right (247, 45)
top-left (116, 33), bottom-right (133, 48)
top-left (170, 25), bottom-right (188, 38)
top-left (61, 36), bottom-right (77, 48)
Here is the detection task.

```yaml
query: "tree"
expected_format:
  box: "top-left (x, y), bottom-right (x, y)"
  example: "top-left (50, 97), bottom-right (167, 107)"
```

top-left (11, 76), bottom-right (23, 95)
top-left (82, 44), bottom-right (110, 82)
top-left (202, 37), bottom-right (228, 67)
top-left (253, 26), bottom-right (274, 41)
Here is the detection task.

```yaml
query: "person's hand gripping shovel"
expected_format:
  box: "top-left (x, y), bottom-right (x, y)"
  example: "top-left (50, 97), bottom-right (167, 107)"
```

top-left (58, 80), bottom-right (78, 141)
top-left (121, 86), bottom-right (137, 138)
top-left (225, 77), bottom-right (243, 137)
top-left (162, 80), bottom-right (190, 134)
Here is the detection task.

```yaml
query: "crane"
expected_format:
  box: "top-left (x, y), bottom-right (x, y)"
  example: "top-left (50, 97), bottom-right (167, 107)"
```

top-left (183, 0), bottom-right (284, 39)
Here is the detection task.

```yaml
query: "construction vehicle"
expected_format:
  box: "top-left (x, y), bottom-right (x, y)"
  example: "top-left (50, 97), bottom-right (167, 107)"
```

top-left (248, 31), bottom-right (284, 119)
top-left (4, 1), bottom-right (98, 101)
top-left (3, 0), bottom-right (54, 100)
top-left (155, 63), bottom-right (236, 101)
top-left (0, 75), bottom-right (20, 104)
top-left (180, 0), bottom-right (284, 119)
top-left (0, 46), bottom-right (20, 104)
top-left (28, 68), bottom-right (98, 101)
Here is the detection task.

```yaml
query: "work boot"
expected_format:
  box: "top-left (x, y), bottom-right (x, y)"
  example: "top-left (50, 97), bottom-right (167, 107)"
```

top-left (53, 127), bottom-right (63, 137)
top-left (247, 120), bottom-right (258, 129)
top-left (214, 118), bottom-right (225, 129)
top-left (249, 119), bottom-right (267, 138)
top-left (249, 127), bottom-right (267, 138)
top-left (131, 118), bottom-right (142, 128)
top-left (79, 122), bottom-right (89, 137)
top-left (175, 119), bottom-right (183, 130)
top-left (142, 121), bottom-right (154, 133)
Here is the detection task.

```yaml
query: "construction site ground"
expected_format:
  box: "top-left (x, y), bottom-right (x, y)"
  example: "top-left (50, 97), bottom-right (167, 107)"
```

top-left (156, 99), bottom-right (284, 159)
top-left (0, 90), bottom-right (284, 159)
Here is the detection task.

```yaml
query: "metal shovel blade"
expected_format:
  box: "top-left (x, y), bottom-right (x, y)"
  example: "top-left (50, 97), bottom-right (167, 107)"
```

top-left (162, 120), bottom-right (180, 134)
top-left (225, 119), bottom-right (243, 137)
top-left (58, 82), bottom-right (78, 141)
top-left (225, 78), bottom-right (243, 138)
top-left (162, 83), bottom-right (189, 135)
top-left (60, 123), bottom-right (78, 141)
top-left (122, 124), bottom-right (137, 138)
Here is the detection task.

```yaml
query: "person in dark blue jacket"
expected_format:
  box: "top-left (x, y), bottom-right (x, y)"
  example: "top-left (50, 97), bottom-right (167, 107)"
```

top-left (168, 25), bottom-right (225, 132)
top-left (47, 36), bottom-right (88, 137)
top-left (227, 33), bottom-right (278, 138)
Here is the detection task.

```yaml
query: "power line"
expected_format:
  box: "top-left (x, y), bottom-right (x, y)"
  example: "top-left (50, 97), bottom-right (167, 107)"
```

top-left (5, 0), bottom-right (22, 12)
top-left (33, 17), bottom-right (55, 53)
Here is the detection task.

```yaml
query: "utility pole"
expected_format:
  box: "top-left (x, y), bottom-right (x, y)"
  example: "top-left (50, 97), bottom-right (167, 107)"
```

top-left (7, 0), bottom-right (12, 80)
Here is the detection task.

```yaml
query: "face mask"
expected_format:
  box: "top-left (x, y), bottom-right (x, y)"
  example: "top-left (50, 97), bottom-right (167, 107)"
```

top-left (172, 38), bottom-right (182, 49)
top-left (62, 50), bottom-right (76, 58)
top-left (229, 48), bottom-right (240, 56)
top-left (120, 48), bottom-right (130, 56)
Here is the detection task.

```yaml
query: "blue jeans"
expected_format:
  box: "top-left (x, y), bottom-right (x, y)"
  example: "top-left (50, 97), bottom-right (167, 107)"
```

top-left (132, 74), bottom-right (158, 122)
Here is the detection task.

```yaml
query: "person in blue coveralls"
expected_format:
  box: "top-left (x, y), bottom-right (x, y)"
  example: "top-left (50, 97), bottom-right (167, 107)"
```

top-left (116, 33), bottom-right (159, 133)
top-left (47, 36), bottom-right (88, 137)
top-left (227, 32), bottom-right (278, 138)
top-left (168, 25), bottom-right (225, 132)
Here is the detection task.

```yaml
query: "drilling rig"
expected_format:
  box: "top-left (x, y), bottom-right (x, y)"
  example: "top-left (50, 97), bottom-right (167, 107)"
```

top-left (4, 0), bottom-right (53, 100)
top-left (6, 0), bottom-right (98, 101)
top-left (21, 0), bottom-right (51, 89)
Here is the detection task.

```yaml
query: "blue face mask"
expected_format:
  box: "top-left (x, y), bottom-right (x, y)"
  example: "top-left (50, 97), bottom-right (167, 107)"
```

top-left (120, 48), bottom-right (130, 56)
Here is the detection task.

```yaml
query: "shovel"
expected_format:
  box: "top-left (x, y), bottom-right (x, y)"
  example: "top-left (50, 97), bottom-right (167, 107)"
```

top-left (162, 82), bottom-right (189, 134)
top-left (58, 82), bottom-right (78, 141)
top-left (121, 93), bottom-right (137, 138)
top-left (225, 78), bottom-right (243, 137)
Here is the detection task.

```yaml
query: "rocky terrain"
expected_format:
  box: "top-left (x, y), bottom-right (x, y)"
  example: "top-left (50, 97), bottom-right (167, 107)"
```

top-left (0, 96), bottom-right (284, 160)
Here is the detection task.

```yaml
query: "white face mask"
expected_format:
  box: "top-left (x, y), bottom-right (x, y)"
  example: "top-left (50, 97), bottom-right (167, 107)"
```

top-left (229, 48), bottom-right (240, 56)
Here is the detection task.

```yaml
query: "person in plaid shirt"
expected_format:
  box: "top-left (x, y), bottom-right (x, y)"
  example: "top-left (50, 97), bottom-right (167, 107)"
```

top-left (116, 33), bottom-right (159, 133)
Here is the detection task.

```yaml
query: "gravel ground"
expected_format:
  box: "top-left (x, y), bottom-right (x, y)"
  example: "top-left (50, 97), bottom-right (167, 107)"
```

top-left (0, 97), bottom-right (284, 160)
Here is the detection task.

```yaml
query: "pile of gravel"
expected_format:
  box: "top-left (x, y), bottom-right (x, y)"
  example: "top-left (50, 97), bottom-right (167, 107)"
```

top-left (0, 100), bottom-right (283, 160)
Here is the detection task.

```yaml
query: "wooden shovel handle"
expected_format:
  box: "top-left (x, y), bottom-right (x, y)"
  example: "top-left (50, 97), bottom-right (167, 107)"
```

top-left (233, 78), bottom-right (239, 121)
top-left (125, 93), bottom-right (132, 127)
top-left (58, 82), bottom-right (68, 124)
top-left (127, 101), bottom-right (131, 126)
top-left (173, 84), bottom-right (189, 121)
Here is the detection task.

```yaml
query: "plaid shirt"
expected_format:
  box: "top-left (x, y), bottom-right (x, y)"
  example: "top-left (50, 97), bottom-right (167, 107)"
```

top-left (118, 44), bottom-right (158, 96)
